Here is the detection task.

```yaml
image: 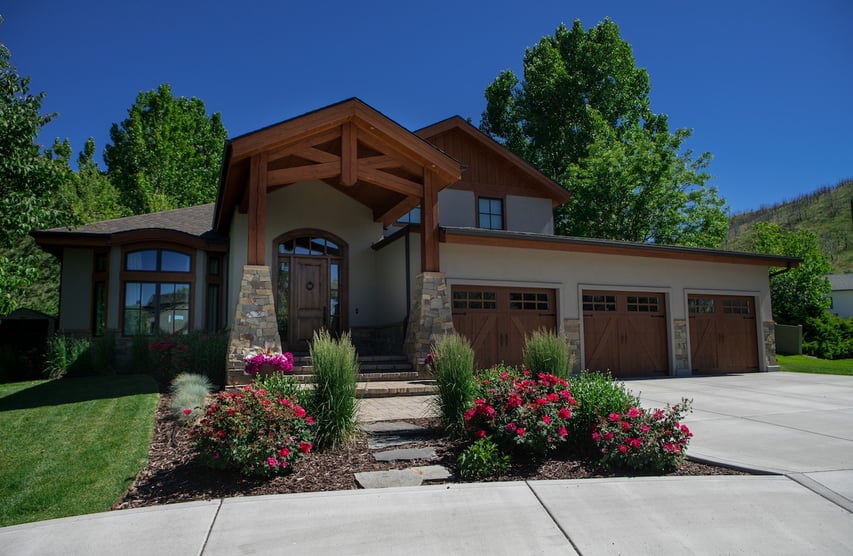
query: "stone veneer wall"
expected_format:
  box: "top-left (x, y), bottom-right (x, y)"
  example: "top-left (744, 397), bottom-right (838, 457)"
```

top-left (226, 265), bottom-right (282, 385)
top-left (763, 321), bottom-right (777, 368)
top-left (673, 319), bottom-right (690, 376)
top-left (404, 272), bottom-right (455, 375)
top-left (562, 319), bottom-right (582, 373)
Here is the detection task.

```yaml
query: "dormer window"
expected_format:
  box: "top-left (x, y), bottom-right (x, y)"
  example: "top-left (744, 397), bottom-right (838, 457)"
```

top-left (478, 197), bottom-right (504, 230)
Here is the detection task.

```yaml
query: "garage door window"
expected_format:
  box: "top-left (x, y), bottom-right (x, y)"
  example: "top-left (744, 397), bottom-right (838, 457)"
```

top-left (453, 290), bottom-right (497, 310)
top-left (509, 292), bottom-right (550, 311)
top-left (583, 294), bottom-right (616, 312)
top-left (723, 299), bottom-right (750, 314)
top-left (688, 297), bottom-right (714, 314)
top-left (627, 295), bottom-right (660, 312)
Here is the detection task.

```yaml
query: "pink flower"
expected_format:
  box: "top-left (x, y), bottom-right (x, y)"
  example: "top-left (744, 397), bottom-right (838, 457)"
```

top-left (299, 441), bottom-right (313, 454)
top-left (627, 407), bottom-right (640, 419)
top-left (476, 429), bottom-right (487, 439)
top-left (294, 405), bottom-right (307, 418)
top-left (620, 421), bottom-right (631, 431)
top-left (629, 438), bottom-right (642, 449)
top-left (463, 409), bottom-right (475, 422)
top-left (542, 415), bottom-right (551, 425)
top-left (640, 425), bottom-right (650, 433)
top-left (618, 445), bottom-right (628, 453)
top-left (608, 413), bottom-right (620, 422)
top-left (505, 422), bottom-right (517, 433)
top-left (183, 408), bottom-right (192, 415)
top-left (558, 408), bottom-right (571, 420)
top-left (558, 426), bottom-right (567, 438)
top-left (604, 432), bottom-right (614, 441)
top-left (278, 447), bottom-right (290, 458)
top-left (516, 427), bottom-right (526, 436)
top-left (267, 457), bottom-right (278, 467)
top-left (592, 432), bottom-right (601, 442)
top-left (305, 416), bottom-right (314, 425)
top-left (653, 409), bottom-right (665, 420)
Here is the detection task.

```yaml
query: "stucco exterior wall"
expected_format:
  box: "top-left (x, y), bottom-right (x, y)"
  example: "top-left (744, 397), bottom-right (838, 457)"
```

top-left (439, 189), bottom-right (475, 227)
top-left (59, 248), bottom-right (93, 332)
top-left (374, 235), bottom-right (408, 325)
top-left (506, 195), bottom-right (554, 235)
top-left (225, 180), bottom-right (386, 328)
top-left (440, 242), bottom-right (774, 372)
top-left (227, 212), bottom-right (249, 328)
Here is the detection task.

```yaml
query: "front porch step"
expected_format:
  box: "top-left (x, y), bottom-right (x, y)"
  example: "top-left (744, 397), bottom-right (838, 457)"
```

top-left (288, 355), bottom-right (426, 388)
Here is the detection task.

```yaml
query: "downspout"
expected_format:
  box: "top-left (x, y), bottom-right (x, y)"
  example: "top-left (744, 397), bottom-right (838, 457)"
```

top-left (769, 262), bottom-right (794, 278)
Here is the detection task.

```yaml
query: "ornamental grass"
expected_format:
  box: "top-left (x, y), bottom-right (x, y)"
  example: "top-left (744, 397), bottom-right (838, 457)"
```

top-left (308, 329), bottom-right (360, 450)
top-left (429, 333), bottom-right (476, 436)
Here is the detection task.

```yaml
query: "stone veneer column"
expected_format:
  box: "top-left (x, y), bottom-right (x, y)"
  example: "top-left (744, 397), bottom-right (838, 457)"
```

top-left (672, 319), bottom-right (691, 376)
top-left (226, 265), bottom-right (282, 385)
top-left (562, 319), bottom-right (582, 373)
top-left (763, 321), bottom-right (778, 370)
top-left (405, 272), bottom-right (455, 375)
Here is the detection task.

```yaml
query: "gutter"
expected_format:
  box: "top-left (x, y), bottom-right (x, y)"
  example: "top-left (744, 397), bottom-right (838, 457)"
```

top-left (769, 262), bottom-right (795, 278)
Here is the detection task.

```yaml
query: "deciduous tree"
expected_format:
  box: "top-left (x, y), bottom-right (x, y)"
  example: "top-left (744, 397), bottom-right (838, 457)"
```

top-left (104, 84), bottom-right (227, 214)
top-left (481, 19), bottom-right (728, 247)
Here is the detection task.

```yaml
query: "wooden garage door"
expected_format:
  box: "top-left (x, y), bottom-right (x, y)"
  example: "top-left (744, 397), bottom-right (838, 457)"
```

top-left (451, 286), bottom-right (557, 369)
top-left (582, 290), bottom-right (668, 377)
top-left (688, 294), bottom-right (759, 373)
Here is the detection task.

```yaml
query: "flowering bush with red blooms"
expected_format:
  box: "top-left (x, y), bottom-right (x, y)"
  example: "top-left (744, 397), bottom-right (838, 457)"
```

top-left (190, 385), bottom-right (314, 477)
top-left (464, 367), bottom-right (576, 455)
top-left (592, 398), bottom-right (693, 473)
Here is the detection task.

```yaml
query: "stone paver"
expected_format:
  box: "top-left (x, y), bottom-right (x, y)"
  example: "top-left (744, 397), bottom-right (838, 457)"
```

top-left (354, 465), bottom-right (453, 489)
top-left (373, 447), bottom-right (436, 462)
top-left (364, 420), bottom-right (432, 449)
top-left (358, 394), bottom-right (437, 422)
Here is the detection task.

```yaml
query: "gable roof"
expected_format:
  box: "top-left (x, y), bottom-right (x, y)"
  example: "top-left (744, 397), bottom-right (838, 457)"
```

top-left (31, 204), bottom-right (225, 256)
top-left (215, 98), bottom-right (465, 232)
top-left (828, 274), bottom-right (853, 291)
top-left (416, 116), bottom-right (572, 207)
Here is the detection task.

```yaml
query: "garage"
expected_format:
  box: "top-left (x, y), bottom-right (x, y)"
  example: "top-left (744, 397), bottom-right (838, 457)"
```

top-left (582, 290), bottom-right (668, 377)
top-left (451, 285), bottom-right (557, 369)
top-left (688, 294), bottom-right (759, 373)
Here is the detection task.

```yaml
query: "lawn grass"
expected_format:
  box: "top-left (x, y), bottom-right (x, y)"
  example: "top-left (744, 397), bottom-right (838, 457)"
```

top-left (777, 354), bottom-right (853, 376)
top-left (0, 375), bottom-right (159, 526)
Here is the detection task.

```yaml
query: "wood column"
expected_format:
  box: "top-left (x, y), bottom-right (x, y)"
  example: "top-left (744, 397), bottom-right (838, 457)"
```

top-left (421, 169), bottom-right (440, 272)
top-left (341, 122), bottom-right (357, 186)
top-left (247, 153), bottom-right (268, 265)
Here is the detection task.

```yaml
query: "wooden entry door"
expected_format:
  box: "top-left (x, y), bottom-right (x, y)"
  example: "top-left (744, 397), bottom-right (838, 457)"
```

top-left (688, 294), bottom-right (759, 372)
top-left (582, 290), bottom-right (668, 377)
top-left (292, 257), bottom-right (327, 350)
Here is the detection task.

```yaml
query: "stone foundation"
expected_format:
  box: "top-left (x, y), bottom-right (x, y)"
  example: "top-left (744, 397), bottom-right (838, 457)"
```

top-left (763, 321), bottom-right (778, 369)
top-left (673, 319), bottom-right (691, 376)
top-left (226, 265), bottom-right (282, 385)
top-left (562, 319), bottom-right (581, 373)
top-left (404, 272), bottom-right (455, 374)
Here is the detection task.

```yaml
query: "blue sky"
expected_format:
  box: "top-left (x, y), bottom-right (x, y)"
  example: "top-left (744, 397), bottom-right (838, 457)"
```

top-left (2, 0), bottom-right (851, 214)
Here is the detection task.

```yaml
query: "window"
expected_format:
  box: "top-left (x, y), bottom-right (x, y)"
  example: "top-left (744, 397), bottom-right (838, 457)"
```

top-left (122, 248), bottom-right (193, 335)
top-left (478, 197), bottom-right (504, 230)
top-left (453, 289), bottom-right (497, 310)
top-left (583, 294), bottom-right (617, 312)
top-left (397, 207), bottom-right (421, 225)
top-left (688, 298), bottom-right (715, 314)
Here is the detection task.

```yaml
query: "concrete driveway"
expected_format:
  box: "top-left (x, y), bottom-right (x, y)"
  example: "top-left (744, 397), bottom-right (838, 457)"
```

top-left (628, 371), bottom-right (853, 510)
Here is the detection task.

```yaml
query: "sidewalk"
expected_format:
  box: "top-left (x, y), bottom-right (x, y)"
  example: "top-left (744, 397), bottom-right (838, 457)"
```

top-left (2, 373), bottom-right (853, 555)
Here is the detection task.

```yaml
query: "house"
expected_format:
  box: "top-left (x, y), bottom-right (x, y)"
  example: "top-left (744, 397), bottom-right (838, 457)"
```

top-left (828, 274), bottom-right (853, 318)
top-left (32, 98), bottom-right (799, 384)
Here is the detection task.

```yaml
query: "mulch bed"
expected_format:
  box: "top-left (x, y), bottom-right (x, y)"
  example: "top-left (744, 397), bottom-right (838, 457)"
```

top-left (113, 393), bottom-right (746, 510)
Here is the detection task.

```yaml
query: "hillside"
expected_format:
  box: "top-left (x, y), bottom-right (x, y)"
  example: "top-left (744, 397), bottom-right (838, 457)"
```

top-left (726, 179), bottom-right (853, 273)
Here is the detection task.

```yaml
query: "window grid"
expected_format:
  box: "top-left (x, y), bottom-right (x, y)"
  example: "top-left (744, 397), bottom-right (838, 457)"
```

top-left (478, 197), bottom-right (504, 230)
top-left (583, 294), bottom-right (616, 312)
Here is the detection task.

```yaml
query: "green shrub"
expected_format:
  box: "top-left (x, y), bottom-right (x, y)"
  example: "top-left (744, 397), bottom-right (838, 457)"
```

top-left (308, 329), bottom-right (359, 450)
top-left (523, 328), bottom-right (571, 378)
top-left (170, 373), bottom-right (213, 424)
top-left (567, 371), bottom-right (640, 455)
top-left (191, 385), bottom-right (314, 476)
top-left (145, 331), bottom-right (228, 385)
top-left (429, 333), bottom-right (476, 436)
top-left (457, 437), bottom-right (510, 480)
top-left (593, 399), bottom-right (693, 473)
top-left (465, 367), bottom-right (575, 455)
top-left (255, 371), bottom-right (309, 408)
top-left (803, 312), bottom-right (853, 360)
top-left (44, 335), bottom-right (90, 379)
top-left (89, 333), bottom-right (116, 375)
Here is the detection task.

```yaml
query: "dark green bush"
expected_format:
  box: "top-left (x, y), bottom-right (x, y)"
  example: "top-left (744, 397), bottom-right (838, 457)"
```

top-left (143, 331), bottom-right (228, 385)
top-left (803, 313), bottom-right (853, 360)
top-left (567, 371), bottom-right (640, 455)
top-left (523, 329), bottom-right (571, 378)
top-left (457, 437), bottom-right (510, 480)
top-left (256, 371), bottom-right (309, 408)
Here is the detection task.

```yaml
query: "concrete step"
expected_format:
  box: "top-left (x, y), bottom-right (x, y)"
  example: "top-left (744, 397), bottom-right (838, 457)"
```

top-left (356, 380), bottom-right (437, 398)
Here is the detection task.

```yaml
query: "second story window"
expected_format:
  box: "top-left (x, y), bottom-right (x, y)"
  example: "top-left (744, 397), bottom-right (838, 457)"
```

top-left (478, 197), bottom-right (504, 230)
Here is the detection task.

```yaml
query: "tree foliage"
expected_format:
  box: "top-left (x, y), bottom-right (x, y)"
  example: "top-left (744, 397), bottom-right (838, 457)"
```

top-left (104, 83), bottom-right (227, 214)
top-left (50, 137), bottom-right (123, 224)
top-left (0, 36), bottom-right (65, 316)
top-left (748, 222), bottom-right (831, 325)
top-left (481, 19), bottom-right (728, 247)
